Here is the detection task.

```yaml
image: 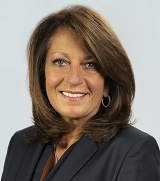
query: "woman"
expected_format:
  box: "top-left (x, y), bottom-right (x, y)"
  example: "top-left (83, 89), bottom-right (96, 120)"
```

top-left (1, 5), bottom-right (160, 181)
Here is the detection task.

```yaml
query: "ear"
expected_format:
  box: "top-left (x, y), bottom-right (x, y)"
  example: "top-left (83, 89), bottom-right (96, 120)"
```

top-left (103, 85), bottom-right (109, 97)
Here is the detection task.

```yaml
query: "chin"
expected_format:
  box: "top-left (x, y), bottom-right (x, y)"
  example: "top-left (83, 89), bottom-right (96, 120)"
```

top-left (61, 111), bottom-right (86, 121)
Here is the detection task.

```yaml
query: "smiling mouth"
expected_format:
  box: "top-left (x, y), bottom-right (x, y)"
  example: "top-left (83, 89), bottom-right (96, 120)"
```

top-left (61, 91), bottom-right (86, 98)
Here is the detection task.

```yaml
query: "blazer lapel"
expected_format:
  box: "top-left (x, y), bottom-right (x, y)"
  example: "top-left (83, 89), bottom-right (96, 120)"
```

top-left (49, 135), bottom-right (98, 181)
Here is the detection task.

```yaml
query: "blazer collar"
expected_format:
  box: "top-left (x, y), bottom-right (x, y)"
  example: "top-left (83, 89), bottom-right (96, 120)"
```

top-left (47, 135), bottom-right (99, 181)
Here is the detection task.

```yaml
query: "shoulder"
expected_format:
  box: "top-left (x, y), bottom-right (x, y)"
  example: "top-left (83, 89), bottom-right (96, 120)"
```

top-left (7, 126), bottom-right (38, 152)
top-left (10, 126), bottom-right (37, 144)
top-left (112, 125), bottom-right (160, 159)
top-left (115, 126), bottom-right (160, 169)
top-left (97, 125), bottom-right (160, 161)
top-left (102, 125), bottom-right (160, 165)
top-left (114, 125), bottom-right (159, 148)
top-left (14, 125), bottom-right (37, 136)
top-left (3, 126), bottom-right (41, 167)
top-left (114, 126), bottom-right (160, 180)
top-left (1, 126), bottom-right (43, 181)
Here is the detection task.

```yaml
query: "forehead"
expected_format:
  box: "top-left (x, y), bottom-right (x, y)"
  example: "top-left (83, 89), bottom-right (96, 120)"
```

top-left (48, 28), bottom-right (90, 54)
top-left (50, 28), bottom-right (81, 43)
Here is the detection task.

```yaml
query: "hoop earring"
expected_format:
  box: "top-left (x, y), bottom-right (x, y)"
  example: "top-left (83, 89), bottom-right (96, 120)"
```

top-left (102, 95), bottom-right (111, 108)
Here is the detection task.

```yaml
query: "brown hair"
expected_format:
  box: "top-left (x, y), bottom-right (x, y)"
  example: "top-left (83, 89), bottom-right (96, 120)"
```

top-left (27, 5), bottom-right (135, 146)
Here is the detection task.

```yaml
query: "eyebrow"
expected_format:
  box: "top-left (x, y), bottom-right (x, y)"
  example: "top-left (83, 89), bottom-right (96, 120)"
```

top-left (84, 55), bottom-right (93, 61)
top-left (51, 51), bottom-right (69, 58)
top-left (51, 52), bottom-right (93, 61)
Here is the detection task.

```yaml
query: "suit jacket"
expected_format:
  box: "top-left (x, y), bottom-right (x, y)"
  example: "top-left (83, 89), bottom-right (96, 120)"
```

top-left (1, 125), bottom-right (160, 181)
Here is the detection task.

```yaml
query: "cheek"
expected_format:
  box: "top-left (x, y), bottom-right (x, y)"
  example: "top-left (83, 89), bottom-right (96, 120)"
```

top-left (45, 71), bottom-right (60, 104)
top-left (94, 75), bottom-right (105, 90)
top-left (45, 71), bottom-right (53, 91)
top-left (45, 69), bottom-right (61, 89)
top-left (87, 74), bottom-right (105, 95)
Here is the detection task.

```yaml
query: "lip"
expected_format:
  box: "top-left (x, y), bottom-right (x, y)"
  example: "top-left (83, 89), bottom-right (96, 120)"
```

top-left (60, 91), bottom-right (87, 99)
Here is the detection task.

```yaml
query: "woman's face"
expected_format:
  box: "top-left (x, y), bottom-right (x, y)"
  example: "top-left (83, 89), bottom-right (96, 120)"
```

top-left (45, 28), bottom-right (108, 123)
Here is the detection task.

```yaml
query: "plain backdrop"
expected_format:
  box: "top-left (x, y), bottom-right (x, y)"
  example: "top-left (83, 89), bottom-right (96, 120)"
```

top-left (0, 0), bottom-right (160, 175)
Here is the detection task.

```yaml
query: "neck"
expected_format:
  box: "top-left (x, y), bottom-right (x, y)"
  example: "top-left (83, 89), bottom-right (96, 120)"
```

top-left (63, 128), bottom-right (83, 148)
top-left (54, 129), bottom-right (82, 162)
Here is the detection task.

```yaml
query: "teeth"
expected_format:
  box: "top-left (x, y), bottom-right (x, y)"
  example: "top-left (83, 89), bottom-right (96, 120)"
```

top-left (62, 92), bottom-right (85, 98)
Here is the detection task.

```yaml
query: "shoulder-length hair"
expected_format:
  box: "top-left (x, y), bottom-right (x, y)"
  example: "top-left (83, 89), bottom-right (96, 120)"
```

top-left (27, 5), bottom-right (135, 146)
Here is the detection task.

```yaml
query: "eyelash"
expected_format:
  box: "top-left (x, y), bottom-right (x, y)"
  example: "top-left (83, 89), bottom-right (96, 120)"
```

top-left (52, 58), bottom-right (67, 66)
top-left (83, 62), bottom-right (97, 69)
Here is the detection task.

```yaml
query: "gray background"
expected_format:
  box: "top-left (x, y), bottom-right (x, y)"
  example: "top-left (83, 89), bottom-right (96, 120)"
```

top-left (0, 0), bottom-right (160, 175)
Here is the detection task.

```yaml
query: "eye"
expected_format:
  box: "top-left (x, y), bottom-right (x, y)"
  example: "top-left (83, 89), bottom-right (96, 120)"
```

top-left (84, 62), bottom-right (97, 69)
top-left (52, 58), bottom-right (68, 67)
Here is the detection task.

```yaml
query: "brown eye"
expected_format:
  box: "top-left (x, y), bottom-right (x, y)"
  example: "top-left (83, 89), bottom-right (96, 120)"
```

top-left (52, 58), bottom-right (67, 66)
top-left (84, 62), bottom-right (97, 69)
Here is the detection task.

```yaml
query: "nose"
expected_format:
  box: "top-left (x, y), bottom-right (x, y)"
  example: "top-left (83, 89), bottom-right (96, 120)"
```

top-left (65, 65), bottom-right (83, 86)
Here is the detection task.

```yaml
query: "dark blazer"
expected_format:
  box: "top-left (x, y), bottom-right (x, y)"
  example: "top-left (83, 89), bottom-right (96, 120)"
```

top-left (1, 126), bottom-right (160, 181)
